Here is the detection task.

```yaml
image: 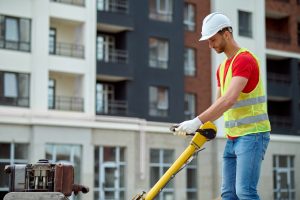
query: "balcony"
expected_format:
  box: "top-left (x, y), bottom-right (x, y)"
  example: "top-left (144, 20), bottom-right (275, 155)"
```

top-left (96, 36), bottom-right (132, 80)
top-left (49, 72), bottom-right (84, 112)
top-left (50, 0), bottom-right (85, 7)
top-left (49, 42), bottom-right (84, 59)
top-left (97, 0), bottom-right (128, 14)
top-left (97, 0), bottom-right (133, 33)
top-left (267, 72), bottom-right (292, 98)
top-left (50, 18), bottom-right (84, 59)
top-left (266, 31), bottom-right (291, 44)
top-left (48, 95), bottom-right (84, 112)
top-left (96, 99), bottom-right (127, 115)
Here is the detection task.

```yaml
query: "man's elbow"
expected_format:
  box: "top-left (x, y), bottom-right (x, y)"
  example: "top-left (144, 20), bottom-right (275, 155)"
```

top-left (224, 97), bottom-right (237, 108)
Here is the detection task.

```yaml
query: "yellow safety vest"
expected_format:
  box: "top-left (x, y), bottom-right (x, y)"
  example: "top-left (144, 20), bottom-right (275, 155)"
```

top-left (219, 48), bottom-right (271, 137)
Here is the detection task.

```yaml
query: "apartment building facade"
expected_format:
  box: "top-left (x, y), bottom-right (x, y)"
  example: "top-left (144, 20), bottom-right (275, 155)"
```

top-left (1, 0), bottom-right (300, 200)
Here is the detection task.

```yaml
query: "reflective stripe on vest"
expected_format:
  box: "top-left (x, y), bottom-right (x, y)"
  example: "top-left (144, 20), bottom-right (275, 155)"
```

top-left (231, 95), bottom-right (266, 109)
top-left (225, 113), bottom-right (269, 128)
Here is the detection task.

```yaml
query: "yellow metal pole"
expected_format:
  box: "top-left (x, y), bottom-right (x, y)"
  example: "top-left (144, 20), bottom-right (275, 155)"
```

top-left (144, 133), bottom-right (207, 200)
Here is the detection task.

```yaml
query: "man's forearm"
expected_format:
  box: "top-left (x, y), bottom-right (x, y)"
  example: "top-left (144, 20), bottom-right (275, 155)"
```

top-left (198, 95), bottom-right (235, 123)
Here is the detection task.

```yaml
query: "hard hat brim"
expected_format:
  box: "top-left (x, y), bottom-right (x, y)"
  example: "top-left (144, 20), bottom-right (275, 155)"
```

top-left (198, 32), bottom-right (217, 41)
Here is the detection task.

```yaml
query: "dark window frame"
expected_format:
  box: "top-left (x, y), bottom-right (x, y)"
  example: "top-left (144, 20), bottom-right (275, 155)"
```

top-left (238, 10), bottom-right (252, 38)
top-left (49, 28), bottom-right (57, 55)
top-left (0, 71), bottom-right (30, 107)
top-left (0, 14), bottom-right (31, 52)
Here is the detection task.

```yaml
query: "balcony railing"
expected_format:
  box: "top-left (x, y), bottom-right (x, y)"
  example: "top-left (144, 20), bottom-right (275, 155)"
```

top-left (0, 96), bottom-right (29, 107)
top-left (0, 38), bottom-right (31, 52)
top-left (274, 0), bottom-right (290, 3)
top-left (269, 115), bottom-right (292, 128)
top-left (49, 96), bottom-right (84, 112)
top-left (51, 0), bottom-right (85, 7)
top-left (266, 31), bottom-right (291, 44)
top-left (96, 100), bottom-right (128, 115)
top-left (97, 48), bottom-right (128, 64)
top-left (267, 72), bottom-right (291, 84)
top-left (97, 0), bottom-right (129, 14)
top-left (149, 10), bottom-right (172, 22)
top-left (49, 42), bottom-right (84, 58)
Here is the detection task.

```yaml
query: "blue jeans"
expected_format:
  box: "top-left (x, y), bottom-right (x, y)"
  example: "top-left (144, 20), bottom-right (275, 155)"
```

top-left (221, 132), bottom-right (270, 200)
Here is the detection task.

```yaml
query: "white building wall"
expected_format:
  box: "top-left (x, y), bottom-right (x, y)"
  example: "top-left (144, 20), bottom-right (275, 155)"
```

top-left (210, 0), bottom-right (266, 137)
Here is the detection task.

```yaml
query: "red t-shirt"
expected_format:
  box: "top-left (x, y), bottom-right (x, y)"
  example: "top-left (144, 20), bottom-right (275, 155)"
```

top-left (217, 51), bottom-right (259, 93)
top-left (217, 52), bottom-right (259, 139)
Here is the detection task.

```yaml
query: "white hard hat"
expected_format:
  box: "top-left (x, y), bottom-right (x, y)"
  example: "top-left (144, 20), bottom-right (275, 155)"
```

top-left (199, 12), bottom-right (232, 41)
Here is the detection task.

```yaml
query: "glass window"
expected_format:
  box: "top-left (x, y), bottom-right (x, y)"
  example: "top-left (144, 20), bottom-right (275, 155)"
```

top-left (184, 3), bottom-right (195, 31)
top-left (94, 146), bottom-right (126, 200)
top-left (150, 149), bottom-right (174, 199)
top-left (48, 79), bottom-right (56, 109)
top-left (0, 143), bottom-right (29, 194)
top-left (4, 73), bottom-right (17, 98)
top-left (184, 48), bottom-right (196, 76)
top-left (184, 93), bottom-right (196, 120)
top-left (273, 155), bottom-right (295, 200)
top-left (0, 15), bottom-right (31, 52)
top-left (45, 144), bottom-right (82, 184)
top-left (149, 37), bottom-right (169, 69)
top-left (186, 158), bottom-right (198, 200)
top-left (0, 71), bottom-right (30, 107)
top-left (149, 86), bottom-right (169, 117)
top-left (45, 144), bottom-right (82, 200)
top-left (238, 10), bottom-right (252, 38)
top-left (149, 0), bottom-right (173, 22)
top-left (49, 28), bottom-right (56, 54)
top-left (5, 17), bottom-right (18, 42)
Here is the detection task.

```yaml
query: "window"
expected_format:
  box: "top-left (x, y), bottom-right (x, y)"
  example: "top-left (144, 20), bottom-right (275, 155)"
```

top-left (0, 71), bottom-right (30, 107)
top-left (273, 155), bottom-right (295, 200)
top-left (0, 15), bottom-right (31, 52)
top-left (184, 3), bottom-right (195, 31)
top-left (45, 144), bottom-right (82, 200)
top-left (150, 149), bottom-right (174, 200)
top-left (149, 86), bottom-right (169, 117)
top-left (184, 93), bottom-right (196, 120)
top-left (186, 158), bottom-right (198, 200)
top-left (149, 0), bottom-right (173, 22)
top-left (0, 143), bottom-right (29, 199)
top-left (48, 79), bottom-right (56, 109)
top-left (94, 146), bottom-right (126, 200)
top-left (97, 34), bottom-right (127, 63)
top-left (96, 82), bottom-right (114, 114)
top-left (184, 48), bottom-right (196, 76)
top-left (49, 28), bottom-right (56, 54)
top-left (238, 10), bottom-right (252, 38)
top-left (149, 38), bottom-right (169, 69)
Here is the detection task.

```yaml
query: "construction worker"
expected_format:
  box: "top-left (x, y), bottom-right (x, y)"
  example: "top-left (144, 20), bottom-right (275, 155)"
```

top-left (175, 12), bottom-right (271, 200)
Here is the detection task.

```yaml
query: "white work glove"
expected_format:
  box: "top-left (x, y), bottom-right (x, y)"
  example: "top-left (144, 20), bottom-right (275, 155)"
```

top-left (175, 117), bottom-right (203, 134)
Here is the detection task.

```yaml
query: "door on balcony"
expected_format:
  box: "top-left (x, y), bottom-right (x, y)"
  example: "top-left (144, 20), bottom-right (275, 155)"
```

top-left (97, 34), bottom-right (115, 62)
top-left (49, 28), bottom-right (56, 54)
top-left (96, 83), bottom-right (114, 114)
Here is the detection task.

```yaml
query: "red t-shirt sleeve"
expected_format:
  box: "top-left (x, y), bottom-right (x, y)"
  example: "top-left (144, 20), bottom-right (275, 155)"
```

top-left (232, 52), bottom-right (259, 93)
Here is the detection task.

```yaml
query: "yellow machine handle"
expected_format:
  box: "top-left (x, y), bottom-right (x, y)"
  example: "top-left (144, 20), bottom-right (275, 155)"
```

top-left (132, 121), bottom-right (217, 200)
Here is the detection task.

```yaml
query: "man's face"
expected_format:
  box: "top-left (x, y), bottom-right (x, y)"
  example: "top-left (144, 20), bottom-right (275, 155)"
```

top-left (207, 32), bottom-right (227, 54)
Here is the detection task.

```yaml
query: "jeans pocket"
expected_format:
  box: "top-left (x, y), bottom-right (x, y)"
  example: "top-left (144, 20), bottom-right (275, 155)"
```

top-left (261, 132), bottom-right (270, 160)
